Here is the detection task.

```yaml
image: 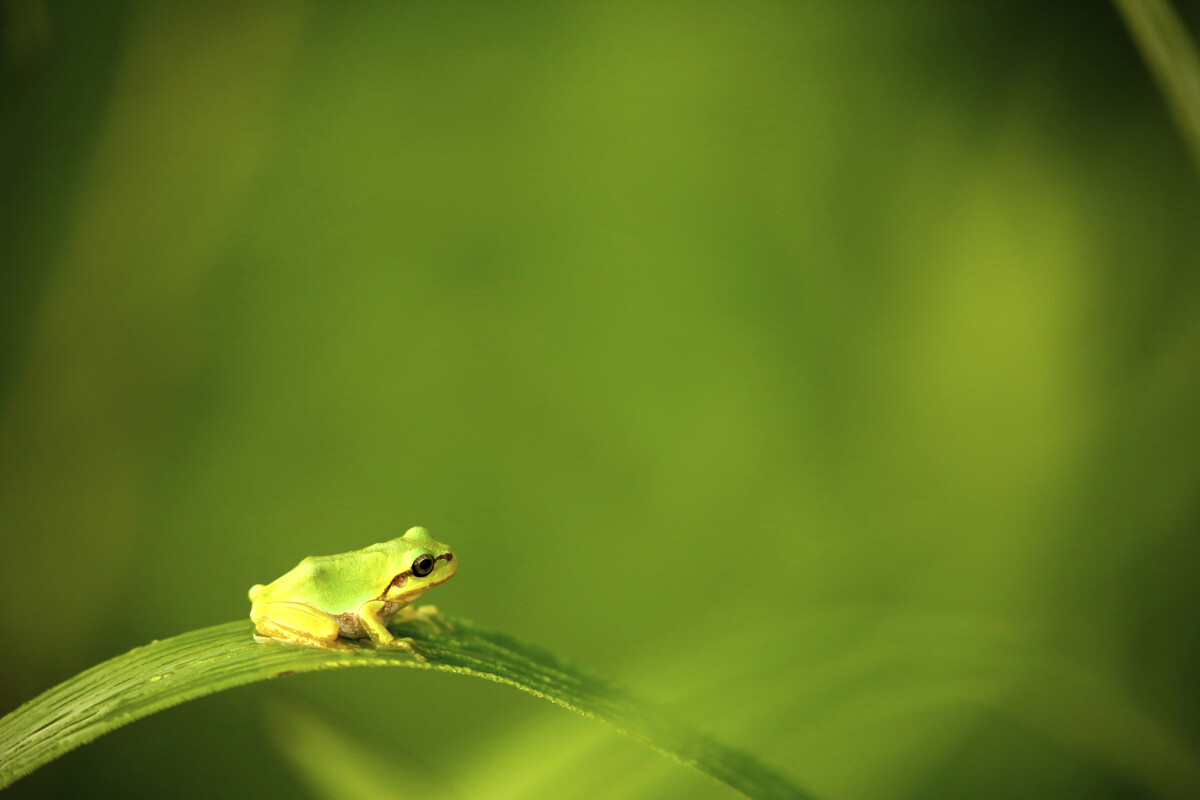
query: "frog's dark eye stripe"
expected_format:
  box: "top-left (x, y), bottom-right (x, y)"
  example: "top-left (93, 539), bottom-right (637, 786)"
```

top-left (412, 554), bottom-right (436, 577)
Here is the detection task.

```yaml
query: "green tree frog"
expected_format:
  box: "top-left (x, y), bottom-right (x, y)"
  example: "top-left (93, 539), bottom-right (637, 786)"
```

top-left (249, 526), bottom-right (457, 655)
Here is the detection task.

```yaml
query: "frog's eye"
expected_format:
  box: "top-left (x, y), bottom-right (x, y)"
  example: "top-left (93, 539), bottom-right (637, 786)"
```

top-left (412, 554), bottom-right (436, 578)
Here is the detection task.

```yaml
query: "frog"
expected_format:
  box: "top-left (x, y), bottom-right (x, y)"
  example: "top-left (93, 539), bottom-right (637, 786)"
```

top-left (248, 526), bottom-right (457, 656)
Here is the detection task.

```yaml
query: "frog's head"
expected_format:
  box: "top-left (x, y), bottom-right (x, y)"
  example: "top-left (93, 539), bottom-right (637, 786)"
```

top-left (386, 526), bottom-right (457, 601)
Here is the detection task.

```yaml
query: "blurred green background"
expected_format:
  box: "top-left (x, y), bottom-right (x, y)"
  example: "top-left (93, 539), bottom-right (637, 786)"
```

top-left (4, 1), bottom-right (1200, 798)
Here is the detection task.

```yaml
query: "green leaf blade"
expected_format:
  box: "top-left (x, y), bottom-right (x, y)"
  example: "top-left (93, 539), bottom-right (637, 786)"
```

top-left (0, 618), bottom-right (815, 800)
top-left (1114, 0), bottom-right (1200, 173)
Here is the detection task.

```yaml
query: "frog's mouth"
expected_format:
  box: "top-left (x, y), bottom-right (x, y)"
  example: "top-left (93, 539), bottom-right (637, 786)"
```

top-left (422, 551), bottom-right (456, 581)
top-left (429, 552), bottom-right (458, 584)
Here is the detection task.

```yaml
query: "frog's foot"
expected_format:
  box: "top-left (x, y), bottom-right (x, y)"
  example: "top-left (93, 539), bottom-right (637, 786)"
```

top-left (398, 604), bottom-right (456, 635)
top-left (375, 635), bottom-right (429, 661)
top-left (357, 600), bottom-right (432, 660)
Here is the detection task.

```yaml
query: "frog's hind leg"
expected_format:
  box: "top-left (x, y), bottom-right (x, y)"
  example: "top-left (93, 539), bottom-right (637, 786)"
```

top-left (396, 604), bottom-right (455, 634)
top-left (251, 601), bottom-right (341, 648)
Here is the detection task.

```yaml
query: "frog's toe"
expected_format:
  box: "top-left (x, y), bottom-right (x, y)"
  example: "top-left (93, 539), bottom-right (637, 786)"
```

top-left (377, 636), bottom-right (429, 661)
top-left (400, 604), bottom-right (455, 634)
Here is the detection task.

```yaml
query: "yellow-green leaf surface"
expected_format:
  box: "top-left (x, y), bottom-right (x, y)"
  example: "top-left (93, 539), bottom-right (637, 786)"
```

top-left (0, 617), bottom-right (814, 799)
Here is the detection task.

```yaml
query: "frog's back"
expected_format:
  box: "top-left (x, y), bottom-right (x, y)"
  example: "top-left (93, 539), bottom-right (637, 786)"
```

top-left (256, 542), bottom-right (401, 613)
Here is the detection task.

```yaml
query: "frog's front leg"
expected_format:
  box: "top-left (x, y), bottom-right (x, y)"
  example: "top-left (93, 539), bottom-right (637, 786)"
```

top-left (356, 600), bottom-right (425, 659)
